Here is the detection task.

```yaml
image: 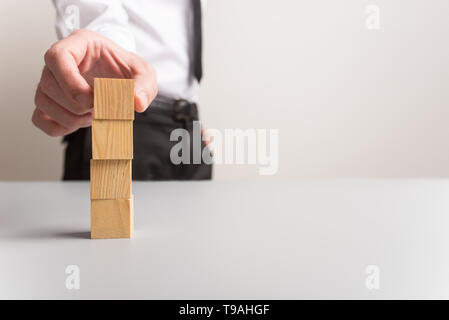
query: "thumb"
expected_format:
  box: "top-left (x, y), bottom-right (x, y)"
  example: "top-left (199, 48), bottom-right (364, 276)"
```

top-left (134, 68), bottom-right (158, 113)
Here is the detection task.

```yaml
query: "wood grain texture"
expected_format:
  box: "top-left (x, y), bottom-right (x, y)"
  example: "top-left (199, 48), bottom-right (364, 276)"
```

top-left (92, 120), bottom-right (133, 159)
top-left (94, 78), bottom-right (134, 120)
top-left (90, 160), bottom-right (131, 200)
top-left (91, 196), bottom-right (134, 239)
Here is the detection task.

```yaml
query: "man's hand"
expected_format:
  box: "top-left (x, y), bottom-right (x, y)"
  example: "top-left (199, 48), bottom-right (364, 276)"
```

top-left (32, 29), bottom-right (157, 137)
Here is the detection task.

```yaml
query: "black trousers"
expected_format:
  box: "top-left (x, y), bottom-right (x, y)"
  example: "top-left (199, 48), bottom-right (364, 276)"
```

top-left (62, 96), bottom-right (212, 180)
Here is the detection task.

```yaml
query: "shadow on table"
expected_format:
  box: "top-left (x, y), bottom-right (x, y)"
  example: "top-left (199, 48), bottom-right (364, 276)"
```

top-left (50, 231), bottom-right (91, 239)
top-left (2, 229), bottom-right (91, 240)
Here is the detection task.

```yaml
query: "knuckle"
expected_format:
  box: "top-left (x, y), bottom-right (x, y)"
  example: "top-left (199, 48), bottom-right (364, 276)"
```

top-left (70, 29), bottom-right (83, 36)
top-left (34, 89), bottom-right (42, 108)
top-left (72, 28), bottom-right (90, 37)
top-left (44, 44), bottom-right (61, 65)
top-left (31, 110), bottom-right (39, 127)
top-left (39, 74), bottom-right (54, 96)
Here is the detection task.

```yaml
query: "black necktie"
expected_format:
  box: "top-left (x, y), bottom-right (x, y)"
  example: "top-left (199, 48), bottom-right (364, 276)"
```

top-left (192, 0), bottom-right (203, 82)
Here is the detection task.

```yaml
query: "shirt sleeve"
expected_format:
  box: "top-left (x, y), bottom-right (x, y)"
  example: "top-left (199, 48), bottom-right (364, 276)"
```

top-left (52, 0), bottom-right (136, 52)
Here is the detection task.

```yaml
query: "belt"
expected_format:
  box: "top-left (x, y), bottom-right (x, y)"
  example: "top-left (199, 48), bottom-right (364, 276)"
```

top-left (149, 95), bottom-right (199, 122)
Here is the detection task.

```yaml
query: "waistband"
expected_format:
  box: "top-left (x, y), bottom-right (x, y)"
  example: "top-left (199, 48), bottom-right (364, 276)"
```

top-left (149, 95), bottom-right (199, 122)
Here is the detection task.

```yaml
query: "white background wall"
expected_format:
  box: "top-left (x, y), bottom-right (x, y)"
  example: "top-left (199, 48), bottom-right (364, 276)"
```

top-left (1, 0), bottom-right (449, 180)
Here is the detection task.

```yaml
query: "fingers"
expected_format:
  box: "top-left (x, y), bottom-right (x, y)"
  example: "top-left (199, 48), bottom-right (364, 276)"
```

top-left (44, 38), bottom-right (92, 114)
top-left (35, 28), bottom-right (158, 139)
top-left (132, 60), bottom-right (158, 113)
top-left (35, 86), bottom-right (92, 131)
top-left (31, 109), bottom-right (77, 137)
top-left (39, 66), bottom-right (91, 116)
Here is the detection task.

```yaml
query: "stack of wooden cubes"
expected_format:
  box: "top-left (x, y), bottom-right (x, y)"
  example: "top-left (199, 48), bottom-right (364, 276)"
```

top-left (90, 78), bottom-right (134, 239)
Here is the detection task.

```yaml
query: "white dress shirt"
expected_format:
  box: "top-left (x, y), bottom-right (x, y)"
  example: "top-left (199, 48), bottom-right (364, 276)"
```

top-left (52, 0), bottom-right (201, 101)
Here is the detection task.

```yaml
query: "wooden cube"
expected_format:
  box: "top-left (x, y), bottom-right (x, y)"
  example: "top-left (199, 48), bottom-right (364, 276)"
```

top-left (90, 160), bottom-right (132, 200)
top-left (92, 120), bottom-right (133, 159)
top-left (94, 78), bottom-right (134, 120)
top-left (91, 196), bottom-right (134, 239)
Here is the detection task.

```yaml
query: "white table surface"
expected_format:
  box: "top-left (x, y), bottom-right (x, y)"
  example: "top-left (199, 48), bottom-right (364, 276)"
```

top-left (0, 180), bottom-right (448, 299)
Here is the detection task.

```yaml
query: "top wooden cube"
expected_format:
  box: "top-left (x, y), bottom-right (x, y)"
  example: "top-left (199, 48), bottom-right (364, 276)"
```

top-left (94, 78), bottom-right (134, 120)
